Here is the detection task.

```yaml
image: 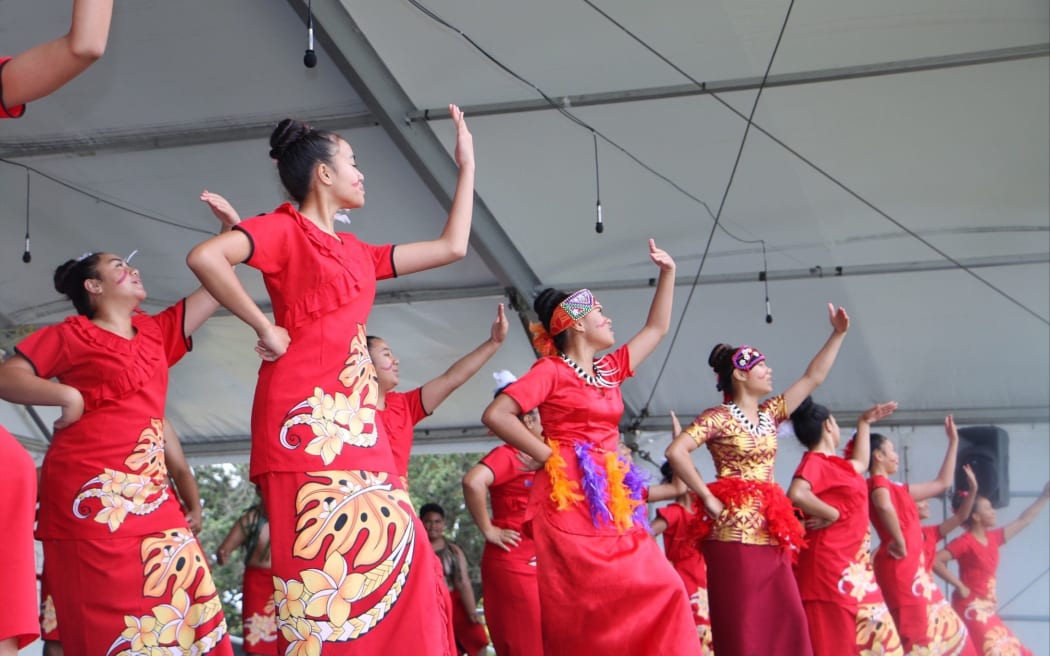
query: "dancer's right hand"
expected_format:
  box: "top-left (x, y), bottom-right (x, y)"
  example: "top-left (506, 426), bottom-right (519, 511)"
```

top-left (484, 525), bottom-right (521, 552)
top-left (54, 385), bottom-right (84, 430)
top-left (888, 538), bottom-right (907, 559)
top-left (200, 190), bottom-right (241, 230)
top-left (256, 325), bottom-right (290, 361)
top-left (701, 495), bottom-right (725, 520)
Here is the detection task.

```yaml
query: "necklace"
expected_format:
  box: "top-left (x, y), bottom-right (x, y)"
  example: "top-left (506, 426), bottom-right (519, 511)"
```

top-left (726, 402), bottom-right (775, 438)
top-left (559, 352), bottom-right (619, 389)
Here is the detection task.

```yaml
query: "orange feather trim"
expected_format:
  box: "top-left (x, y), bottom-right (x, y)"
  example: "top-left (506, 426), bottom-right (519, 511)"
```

top-left (545, 440), bottom-right (584, 510)
top-left (604, 451), bottom-right (639, 533)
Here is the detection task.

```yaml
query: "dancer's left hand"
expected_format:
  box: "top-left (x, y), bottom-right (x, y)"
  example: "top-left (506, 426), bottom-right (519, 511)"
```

top-left (828, 303), bottom-right (850, 334)
top-left (648, 238), bottom-right (676, 273)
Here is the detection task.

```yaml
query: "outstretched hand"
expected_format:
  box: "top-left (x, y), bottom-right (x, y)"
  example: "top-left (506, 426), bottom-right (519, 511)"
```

top-left (648, 238), bottom-right (675, 273)
top-left (491, 303), bottom-right (509, 345)
top-left (200, 190), bottom-right (241, 230)
top-left (962, 464), bottom-right (978, 493)
top-left (450, 104), bottom-right (474, 170)
top-left (670, 410), bottom-right (682, 436)
top-left (828, 303), bottom-right (850, 334)
top-left (860, 401), bottom-right (898, 424)
top-left (944, 414), bottom-right (959, 441)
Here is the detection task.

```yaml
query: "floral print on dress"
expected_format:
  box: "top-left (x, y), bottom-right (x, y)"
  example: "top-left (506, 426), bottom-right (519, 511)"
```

top-left (73, 418), bottom-right (170, 532)
top-left (280, 327), bottom-right (380, 465)
top-left (243, 597), bottom-right (277, 647)
top-left (271, 471), bottom-right (416, 654)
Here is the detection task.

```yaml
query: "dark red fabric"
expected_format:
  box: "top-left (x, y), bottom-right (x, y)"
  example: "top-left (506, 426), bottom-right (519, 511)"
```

top-left (449, 589), bottom-right (488, 654)
top-left (703, 540), bottom-right (813, 656)
top-left (241, 566), bottom-right (277, 654)
top-left (657, 501), bottom-right (713, 653)
top-left (380, 387), bottom-right (427, 478)
top-left (869, 475), bottom-right (925, 610)
top-left (0, 426), bottom-right (37, 648)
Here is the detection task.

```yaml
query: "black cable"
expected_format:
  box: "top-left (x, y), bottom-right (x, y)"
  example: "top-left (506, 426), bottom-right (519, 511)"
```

top-left (1, 158), bottom-right (214, 236)
top-left (997, 566), bottom-right (1050, 613)
top-left (583, 0), bottom-right (1049, 328)
top-left (637, 0), bottom-right (795, 414)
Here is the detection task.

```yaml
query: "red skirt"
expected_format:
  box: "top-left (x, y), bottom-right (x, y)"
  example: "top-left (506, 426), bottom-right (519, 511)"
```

top-left (259, 470), bottom-right (451, 655)
top-left (804, 600), bottom-right (903, 656)
top-left (39, 569), bottom-right (60, 641)
top-left (891, 595), bottom-right (976, 655)
top-left (242, 565), bottom-right (277, 654)
top-left (704, 540), bottom-right (813, 656)
top-left (953, 595), bottom-right (1030, 656)
top-left (43, 530), bottom-right (232, 656)
top-left (450, 589), bottom-right (489, 654)
top-left (531, 509), bottom-right (699, 656)
top-left (0, 427), bottom-right (38, 648)
top-left (481, 550), bottom-right (542, 656)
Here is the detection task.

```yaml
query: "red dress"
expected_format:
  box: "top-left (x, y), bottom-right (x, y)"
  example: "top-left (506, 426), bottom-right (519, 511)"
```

top-left (15, 302), bottom-right (231, 655)
top-left (0, 426), bottom-right (37, 648)
top-left (683, 395), bottom-right (812, 656)
top-left (922, 524), bottom-right (979, 655)
top-left (242, 566), bottom-right (277, 654)
top-left (380, 387), bottom-right (428, 481)
top-left (235, 206), bottom-right (450, 655)
top-left (655, 501), bottom-right (713, 654)
top-left (478, 444), bottom-right (541, 656)
top-left (503, 346), bottom-right (698, 656)
top-left (869, 475), bottom-right (971, 654)
top-left (946, 528), bottom-right (1033, 656)
top-left (793, 452), bottom-right (902, 655)
top-left (0, 56), bottom-right (27, 118)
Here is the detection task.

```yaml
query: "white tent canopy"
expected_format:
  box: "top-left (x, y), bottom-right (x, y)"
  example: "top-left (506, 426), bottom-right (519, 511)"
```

top-left (1, 0), bottom-right (1047, 460)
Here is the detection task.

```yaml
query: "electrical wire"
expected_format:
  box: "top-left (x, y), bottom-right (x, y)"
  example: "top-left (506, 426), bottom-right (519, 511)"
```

top-left (583, 0), bottom-right (1049, 328)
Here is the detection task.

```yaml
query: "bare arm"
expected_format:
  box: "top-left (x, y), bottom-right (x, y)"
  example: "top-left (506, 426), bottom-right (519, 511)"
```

top-left (938, 465), bottom-right (977, 537)
top-left (0, 355), bottom-right (83, 430)
top-left (1003, 481), bottom-right (1050, 543)
top-left (650, 515), bottom-right (669, 537)
top-left (934, 548), bottom-right (970, 599)
top-left (215, 514), bottom-right (248, 566)
top-left (665, 432), bottom-right (723, 519)
top-left (871, 486), bottom-right (907, 559)
top-left (393, 105), bottom-right (474, 276)
top-left (462, 462), bottom-right (520, 552)
top-left (163, 419), bottom-right (202, 534)
top-left (451, 544), bottom-right (481, 623)
top-left (421, 304), bottom-right (507, 413)
top-left (1, 0), bottom-right (113, 109)
top-left (782, 304), bottom-right (849, 414)
top-left (181, 193), bottom-right (244, 337)
top-left (909, 415), bottom-right (960, 501)
top-left (787, 477), bottom-right (840, 528)
top-left (483, 394), bottom-right (552, 464)
top-left (851, 402), bottom-right (898, 474)
top-left (625, 240), bottom-right (675, 372)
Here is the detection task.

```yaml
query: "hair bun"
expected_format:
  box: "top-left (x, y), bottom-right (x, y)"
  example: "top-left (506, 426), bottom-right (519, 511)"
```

top-left (708, 343), bottom-right (734, 371)
top-left (532, 288), bottom-right (569, 328)
top-left (269, 118), bottom-right (312, 160)
top-left (790, 395), bottom-right (815, 422)
top-left (53, 259), bottom-right (78, 296)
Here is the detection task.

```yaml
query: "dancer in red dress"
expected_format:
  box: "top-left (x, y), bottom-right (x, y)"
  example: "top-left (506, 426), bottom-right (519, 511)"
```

top-left (868, 416), bottom-right (972, 654)
top-left (216, 498), bottom-right (276, 653)
top-left (787, 398), bottom-right (903, 656)
top-left (665, 304), bottom-right (850, 656)
top-left (649, 413), bottom-right (713, 655)
top-left (935, 482), bottom-right (1050, 655)
top-left (370, 303), bottom-right (508, 486)
top-left (0, 249), bottom-right (233, 655)
top-left (1, 3), bottom-right (113, 653)
top-left (462, 371), bottom-right (544, 656)
top-left (187, 107), bottom-right (474, 655)
top-left (483, 240), bottom-right (698, 656)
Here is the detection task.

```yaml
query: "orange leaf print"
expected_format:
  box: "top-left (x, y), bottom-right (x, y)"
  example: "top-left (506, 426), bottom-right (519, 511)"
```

top-left (141, 529), bottom-right (216, 599)
top-left (125, 417), bottom-right (168, 479)
top-left (294, 471), bottom-right (411, 565)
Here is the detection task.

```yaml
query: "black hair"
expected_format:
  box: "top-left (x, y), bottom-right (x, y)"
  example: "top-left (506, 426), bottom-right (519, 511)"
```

top-left (366, 335), bottom-right (383, 349)
top-left (53, 253), bottom-right (102, 318)
top-left (660, 460), bottom-right (674, 485)
top-left (708, 343), bottom-right (738, 399)
top-left (869, 432), bottom-right (890, 472)
top-left (789, 396), bottom-right (831, 449)
top-left (533, 288), bottom-right (571, 353)
top-left (419, 502), bottom-right (445, 519)
top-left (269, 118), bottom-right (340, 205)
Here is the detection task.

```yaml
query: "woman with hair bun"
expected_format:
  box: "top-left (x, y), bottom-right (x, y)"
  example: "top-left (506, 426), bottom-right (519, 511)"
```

top-left (664, 303), bottom-right (850, 656)
top-left (787, 397), bottom-right (903, 655)
top-left (0, 231), bottom-right (235, 653)
top-left (482, 239), bottom-right (699, 656)
top-left (187, 106), bottom-right (474, 654)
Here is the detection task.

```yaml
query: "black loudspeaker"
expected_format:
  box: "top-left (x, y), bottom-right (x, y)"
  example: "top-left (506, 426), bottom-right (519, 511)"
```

top-left (955, 425), bottom-right (1009, 509)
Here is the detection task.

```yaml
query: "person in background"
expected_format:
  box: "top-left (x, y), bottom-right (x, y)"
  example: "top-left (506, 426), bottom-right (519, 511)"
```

top-left (216, 492), bottom-right (276, 654)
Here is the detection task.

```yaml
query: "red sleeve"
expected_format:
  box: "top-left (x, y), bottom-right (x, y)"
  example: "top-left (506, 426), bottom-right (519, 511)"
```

top-left (0, 57), bottom-right (27, 119)
top-left (761, 394), bottom-right (788, 423)
top-left (502, 357), bottom-right (559, 413)
top-left (367, 242), bottom-right (396, 281)
top-left (480, 446), bottom-right (519, 486)
top-left (405, 387), bottom-right (428, 423)
top-left (945, 534), bottom-right (971, 561)
top-left (869, 474), bottom-right (891, 493)
top-left (234, 211), bottom-right (293, 274)
top-left (14, 324), bottom-right (70, 379)
top-left (149, 300), bottom-right (192, 366)
top-left (794, 452), bottom-right (824, 493)
top-left (598, 344), bottom-right (634, 383)
top-left (990, 527), bottom-right (1006, 547)
top-left (655, 503), bottom-right (681, 528)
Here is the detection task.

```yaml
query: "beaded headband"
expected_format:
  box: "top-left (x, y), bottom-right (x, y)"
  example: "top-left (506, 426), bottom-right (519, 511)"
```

top-left (732, 345), bottom-right (765, 371)
top-left (549, 288), bottom-right (601, 336)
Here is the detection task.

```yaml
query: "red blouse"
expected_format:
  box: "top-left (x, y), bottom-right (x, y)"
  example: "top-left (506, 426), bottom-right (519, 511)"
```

top-left (15, 303), bottom-right (191, 539)
top-left (379, 388), bottom-right (428, 479)
top-left (479, 444), bottom-right (537, 562)
top-left (656, 501), bottom-right (707, 584)
top-left (946, 528), bottom-right (1005, 602)
top-left (0, 57), bottom-right (27, 118)
top-left (869, 475), bottom-right (930, 608)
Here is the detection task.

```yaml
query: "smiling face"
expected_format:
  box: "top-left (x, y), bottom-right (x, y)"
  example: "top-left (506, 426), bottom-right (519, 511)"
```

top-left (368, 338), bottom-right (399, 392)
top-left (733, 360), bottom-right (773, 397)
top-left (322, 137), bottom-right (365, 210)
top-left (576, 304), bottom-right (614, 350)
top-left (421, 511), bottom-right (445, 541)
top-left (87, 253), bottom-right (146, 306)
top-left (873, 439), bottom-right (900, 475)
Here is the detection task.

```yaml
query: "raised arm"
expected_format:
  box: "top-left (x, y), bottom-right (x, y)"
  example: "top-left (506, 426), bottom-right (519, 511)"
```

top-left (787, 477), bottom-right (840, 530)
top-left (850, 401), bottom-right (898, 474)
top-left (625, 240), bottom-right (676, 372)
top-left (1003, 481), bottom-right (1050, 543)
top-left (1, 0), bottom-right (113, 109)
top-left (908, 415), bottom-right (960, 501)
top-left (938, 465), bottom-right (977, 537)
top-left (782, 304), bottom-right (849, 414)
top-left (392, 105), bottom-right (474, 276)
top-left (483, 394), bottom-right (552, 465)
top-left (0, 354), bottom-right (83, 430)
top-left (665, 428), bottom-right (723, 519)
top-left (421, 304), bottom-right (507, 413)
top-left (871, 486), bottom-right (907, 559)
top-left (163, 419), bottom-right (202, 534)
top-left (462, 462), bottom-right (520, 552)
